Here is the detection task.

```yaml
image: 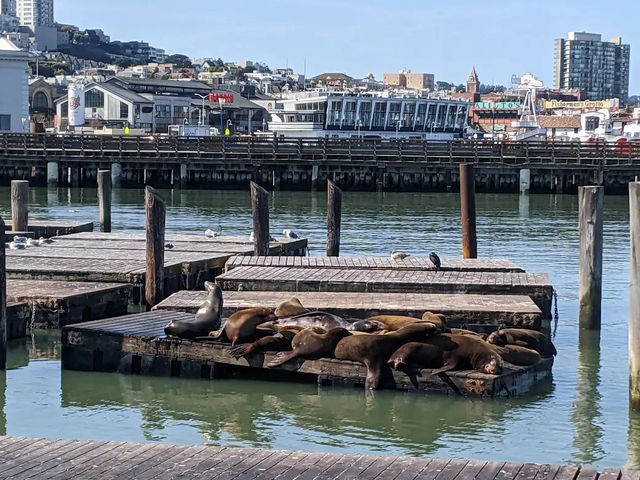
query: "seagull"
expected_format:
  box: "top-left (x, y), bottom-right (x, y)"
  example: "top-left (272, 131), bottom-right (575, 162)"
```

top-left (13, 236), bottom-right (28, 244)
top-left (283, 229), bottom-right (299, 239)
top-left (391, 251), bottom-right (409, 260)
top-left (204, 229), bottom-right (218, 238)
top-left (165, 243), bottom-right (175, 250)
top-left (249, 232), bottom-right (255, 242)
top-left (39, 237), bottom-right (53, 244)
top-left (429, 252), bottom-right (442, 269)
top-left (26, 238), bottom-right (40, 247)
top-left (9, 242), bottom-right (25, 250)
top-left (68, 209), bottom-right (79, 213)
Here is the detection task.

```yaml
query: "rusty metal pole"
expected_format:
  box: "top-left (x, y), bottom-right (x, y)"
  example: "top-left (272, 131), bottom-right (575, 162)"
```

top-left (460, 163), bottom-right (477, 258)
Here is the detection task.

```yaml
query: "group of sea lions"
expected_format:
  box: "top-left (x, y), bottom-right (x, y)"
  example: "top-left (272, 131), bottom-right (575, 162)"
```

top-left (164, 286), bottom-right (557, 390)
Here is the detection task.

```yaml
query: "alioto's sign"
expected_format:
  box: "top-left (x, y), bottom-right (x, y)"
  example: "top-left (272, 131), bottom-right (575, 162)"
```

top-left (474, 102), bottom-right (521, 110)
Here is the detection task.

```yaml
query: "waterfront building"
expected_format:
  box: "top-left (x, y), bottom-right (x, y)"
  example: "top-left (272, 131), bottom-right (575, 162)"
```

top-left (384, 71), bottom-right (435, 91)
top-left (554, 32), bottom-right (630, 101)
top-left (0, 37), bottom-right (29, 132)
top-left (309, 73), bottom-right (353, 90)
top-left (256, 91), bottom-right (470, 139)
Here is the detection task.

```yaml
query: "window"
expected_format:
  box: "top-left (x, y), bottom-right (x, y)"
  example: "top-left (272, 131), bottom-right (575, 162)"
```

top-left (85, 89), bottom-right (104, 108)
top-left (155, 105), bottom-right (171, 118)
top-left (0, 115), bottom-right (10, 131)
top-left (61, 102), bottom-right (68, 118)
top-left (120, 102), bottom-right (129, 119)
top-left (32, 91), bottom-right (49, 112)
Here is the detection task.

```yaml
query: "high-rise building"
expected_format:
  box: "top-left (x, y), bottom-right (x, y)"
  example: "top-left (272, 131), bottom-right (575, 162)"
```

top-left (554, 32), bottom-right (630, 101)
top-left (16, 0), bottom-right (53, 30)
top-left (0, 0), bottom-right (16, 16)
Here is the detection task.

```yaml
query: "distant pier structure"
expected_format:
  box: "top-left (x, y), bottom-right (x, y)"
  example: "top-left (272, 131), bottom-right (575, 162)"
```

top-left (0, 133), bottom-right (637, 193)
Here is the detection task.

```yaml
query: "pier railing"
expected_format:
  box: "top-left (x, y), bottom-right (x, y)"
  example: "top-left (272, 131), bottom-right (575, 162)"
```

top-left (2, 133), bottom-right (640, 167)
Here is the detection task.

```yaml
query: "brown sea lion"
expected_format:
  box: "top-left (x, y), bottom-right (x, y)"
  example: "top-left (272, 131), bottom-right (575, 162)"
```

top-left (364, 315), bottom-right (439, 332)
top-left (486, 328), bottom-right (557, 358)
top-left (266, 327), bottom-right (352, 367)
top-left (490, 344), bottom-right (541, 366)
top-left (422, 334), bottom-right (503, 375)
top-left (334, 323), bottom-right (441, 389)
top-left (203, 307), bottom-right (276, 346)
top-left (388, 342), bottom-right (445, 371)
top-left (229, 328), bottom-right (299, 359)
top-left (257, 311), bottom-right (354, 331)
top-left (421, 312), bottom-right (447, 332)
top-left (450, 328), bottom-right (485, 339)
top-left (274, 297), bottom-right (309, 318)
top-left (164, 282), bottom-right (223, 339)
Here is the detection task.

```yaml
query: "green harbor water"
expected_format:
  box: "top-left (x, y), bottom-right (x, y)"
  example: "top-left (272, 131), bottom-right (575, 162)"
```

top-left (0, 187), bottom-right (637, 469)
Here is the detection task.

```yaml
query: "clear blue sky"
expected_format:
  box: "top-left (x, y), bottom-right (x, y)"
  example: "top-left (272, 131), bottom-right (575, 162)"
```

top-left (55, 0), bottom-right (638, 93)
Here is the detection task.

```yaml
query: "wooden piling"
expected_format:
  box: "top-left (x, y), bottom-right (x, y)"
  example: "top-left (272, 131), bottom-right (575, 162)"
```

top-left (250, 181), bottom-right (270, 256)
top-left (327, 179), bottom-right (342, 257)
top-left (578, 186), bottom-right (603, 330)
top-left (0, 216), bottom-right (5, 369)
top-left (11, 180), bottom-right (28, 233)
top-left (97, 170), bottom-right (112, 233)
top-left (629, 182), bottom-right (640, 409)
top-left (145, 186), bottom-right (166, 307)
top-left (460, 164), bottom-right (477, 258)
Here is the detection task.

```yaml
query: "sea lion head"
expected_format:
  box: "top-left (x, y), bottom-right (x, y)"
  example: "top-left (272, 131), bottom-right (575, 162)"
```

top-left (480, 352), bottom-right (504, 375)
top-left (275, 297), bottom-right (309, 318)
top-left (421, 312), bottom-right (447, 332)
top-left (349, 320), bottom-right (380, 332)
top-left (486, 330), bottom-right (507, 347)
top-left (395, 322), bottom-right (440, 341)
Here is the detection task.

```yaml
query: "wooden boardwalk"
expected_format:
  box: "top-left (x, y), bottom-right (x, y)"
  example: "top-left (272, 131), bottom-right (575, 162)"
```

top-left (0, 436), bottom-right (628, 480)
top-left (5, 220), bottom-right (93, 238)
top-left (225, 256), bottom-right (525, 272)
top-left (215, 266), bottom-right (554, 318)
top-left (154, 290), bottom-right (543, 329)
top-left (62, 311), bottom-right (553, 397)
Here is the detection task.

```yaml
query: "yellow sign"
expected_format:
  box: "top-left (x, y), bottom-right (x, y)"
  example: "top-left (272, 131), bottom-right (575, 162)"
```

top-left (544, 100), bottom-right (612, 110)
top-left (124, 126), bottom-right (130, 134)
top-left (225, 128), bottom-right (231, 136)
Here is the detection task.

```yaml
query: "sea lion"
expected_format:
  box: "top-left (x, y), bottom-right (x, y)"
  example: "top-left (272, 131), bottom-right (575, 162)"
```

top-left (422, 334), bottom-right (503, 375)
top-left (334, 323), bottom-right (441, 389)
top-left (274, 297), bottom-right (309, 318)
top-left (204, 307), bottom-right (276, 346)
top-left (490, 344), bottom-right (541, 366)
top-left (266, 327), bottom-right (352, 367)
top-left (229, 328), bottom-right (299, 359)
top-left (421, 312), bottom-right (447, 332)
top-left (450, 328), bottom-right (485, 338)
top-left (164, 282), bottom-right (223, 339)
top-left (364, 315), bottom-right (442, 332)
top-left (388, 342), bottom-right (445, 371)
top-left (258, 311), bottom-right (354, 331)
top-left (486, 328), bottom-right (557, 357)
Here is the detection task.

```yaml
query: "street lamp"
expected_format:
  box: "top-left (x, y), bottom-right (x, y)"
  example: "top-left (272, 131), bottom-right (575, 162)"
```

top-left (218, 98), bottom-right (226, 136)
top-left (195, 93), bottom-right (208, 126)
top-left (355, 118), bottom-right (362, 139)
top-left (226, 119), bottom-right (233, 136)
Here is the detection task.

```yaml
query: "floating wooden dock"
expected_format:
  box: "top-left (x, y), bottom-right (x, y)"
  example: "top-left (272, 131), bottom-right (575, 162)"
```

top-left (62, 311), bottom-right (553, 397)
top-left (216, 266), bottom-right (554, 318)
top-left (154, 290), bottom-right (543, 329)
top-left (225, 255), bottom-right (525, 272)
top-left (5, 220), bottom-right (94, 238)
top-left (0, 436), bottom-right (624, 480)
top-left (7, 301), bottom-right (30, 340)
top-left (6, 279), bottom-right (131, 329)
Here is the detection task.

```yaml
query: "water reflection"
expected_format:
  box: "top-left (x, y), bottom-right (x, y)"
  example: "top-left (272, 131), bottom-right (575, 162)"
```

top-left (628, 407), bottom-right (640, 468)
top-left (571, 330), bottom-right (604, 465)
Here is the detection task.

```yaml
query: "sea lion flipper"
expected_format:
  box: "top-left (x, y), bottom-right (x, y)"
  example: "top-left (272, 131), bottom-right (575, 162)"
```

top-left (513, 340), bottom-right (529, 347)
top-left (266, 351), bottom-right (298, 368)
top-left (431, 357), bottom-right (458, 375)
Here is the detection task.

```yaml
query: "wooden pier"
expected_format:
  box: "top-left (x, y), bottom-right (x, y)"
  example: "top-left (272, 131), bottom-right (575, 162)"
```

top-left (215, 264), bottom-right (553, 318)
top-left (4, 220), bottom-right (93, 238)
top-left (154, 290), bottom-right (543, 329)
top-left (0, 436), bottom-right (627, 480)
top-left (62, 311), bottom-right (552, 397)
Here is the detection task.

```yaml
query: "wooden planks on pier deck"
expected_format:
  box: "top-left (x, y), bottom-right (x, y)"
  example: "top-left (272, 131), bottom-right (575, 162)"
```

top-left (154, 290), bottom-right (543, 329)
top-left (216, 266), bottom-right (554, 318)
top-left (225, 255), bottom-right (525, 272)
top-left (0, 436), bottom-right (620, 480)
top-left (5, 220), bottom-right (94, 238)
top-left (62, 311), bottom-right (553, 397)
top-left (6, 279), bottom-right (131, 329)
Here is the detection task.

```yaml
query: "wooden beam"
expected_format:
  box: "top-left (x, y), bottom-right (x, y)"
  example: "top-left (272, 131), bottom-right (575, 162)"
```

top-left (11, 180), bottom-right (28, 233)
top-left (578, 186), bottom-right (603, 330)
top-left (0, 215), bottom-right (5, 369)
top-left (250, 181), bottom-right (270, 256)
top-left (327, 179), bottom-right (342, 257)
top-left (97, 170), bottom-right (112, 233)
top-left (630, 182), bottom-right (640, 409)
top-left (145, 186), bottom-right (166, 307)
top-left (459, 164), bottom-right (477, 258)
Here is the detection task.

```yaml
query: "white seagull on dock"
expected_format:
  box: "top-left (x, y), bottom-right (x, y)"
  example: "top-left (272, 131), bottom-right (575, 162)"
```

top-left (391, 251), bottom-right (410, 260)
top-left (205, 229), bottom-right (218, 238)
top-left (282, 229), bottom-right (299, 239)
top-left (26, 238), bottom-right (40, 247)
top-left (9, 242), bottom-right (25, 250)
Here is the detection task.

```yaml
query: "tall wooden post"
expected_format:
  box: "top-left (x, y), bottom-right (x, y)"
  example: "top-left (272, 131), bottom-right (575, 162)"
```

top-left (11, 180), bottom-right (28, 232)
top-left (578, 186), bottom-right (603, 330)
top-left (250, 181), bottom-right (270, 256)
top-left (327, 179), bottom-right (342, 257)
top-left (0, 216), bottom-right (6, 369)
top-left (629, 182), bottom-right (640, 409)
top-left (145, 186), bottom-right (166, 307)
top-left (97, 170), bottom-right (112, 233)
top-left (459, 163), bottom-right (477, 258)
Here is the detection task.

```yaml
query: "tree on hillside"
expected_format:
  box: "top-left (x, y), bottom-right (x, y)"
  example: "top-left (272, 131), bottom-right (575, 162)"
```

top-left (164, 54), bottom-right (192, 68)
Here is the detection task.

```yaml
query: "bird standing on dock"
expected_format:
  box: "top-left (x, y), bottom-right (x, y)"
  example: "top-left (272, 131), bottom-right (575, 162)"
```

top-left (165, 243), bottom-right (174, 250)
top-left (9, 242), bottom-right (25, 250)
top-left (429, 252), bottom-right (442, 269)
top-left (204, 229), bottom-right (218, 238)
top-left (39, 237), bottom-right (53, 245)
top-left (12, 236), bottom-right (28, 245)
top-left (391, 251), bottom-right (409, 260)
top-left (26, 238), bottom-right (40, 247)
top-left (249, 232), bottom-right (255, 242)
top-left (283, 229), bottom-right (299, 239)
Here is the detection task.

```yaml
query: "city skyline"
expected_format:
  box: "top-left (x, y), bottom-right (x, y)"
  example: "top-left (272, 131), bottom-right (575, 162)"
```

top-left (54, 0), bottom-right (637, 94)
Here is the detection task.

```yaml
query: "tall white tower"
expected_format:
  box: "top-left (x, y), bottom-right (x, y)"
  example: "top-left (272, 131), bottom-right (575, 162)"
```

top-left (16, 0), bottom-right (54, 30)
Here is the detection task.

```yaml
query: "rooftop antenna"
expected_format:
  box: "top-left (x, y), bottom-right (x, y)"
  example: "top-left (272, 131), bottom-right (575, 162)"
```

top-left (303, 58), bottom-right (307, 90)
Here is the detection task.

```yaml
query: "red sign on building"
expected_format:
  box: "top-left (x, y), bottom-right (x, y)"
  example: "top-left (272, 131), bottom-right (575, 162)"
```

top-left (209, 93), bottom-right (234, 104)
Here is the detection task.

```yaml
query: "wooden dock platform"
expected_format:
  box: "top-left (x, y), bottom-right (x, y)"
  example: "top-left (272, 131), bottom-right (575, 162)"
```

top-left (5, 220), bottom-right (94, 238)
top-left (7, 301), bottom-right (30, 340)
top-left (215, 266), bottom-right (554, 318)
top-left (0, 436), bottom-right (624, 480)
top-left (225, 255), bottom-right (525, 272)
top-left (62, 311), bottom-right (553, 397)
top-left (6, 279), bottom-right (131, 329)
top-left (153, 290), bottom-right (543, 329)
